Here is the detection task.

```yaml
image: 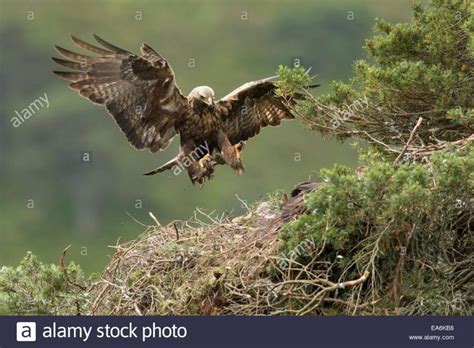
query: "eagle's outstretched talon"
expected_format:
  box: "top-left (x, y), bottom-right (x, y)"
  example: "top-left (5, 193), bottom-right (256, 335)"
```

top-left (234, 141), bottom-right (246, 159)
top-left (192, 155), bottom-right (215, 185)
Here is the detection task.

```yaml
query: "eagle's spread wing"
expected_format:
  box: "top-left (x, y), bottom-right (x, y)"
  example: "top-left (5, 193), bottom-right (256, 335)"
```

top-left (217, 79), bottom-right (294, 145)
top-left (52, 34), bottom-right (187, 152)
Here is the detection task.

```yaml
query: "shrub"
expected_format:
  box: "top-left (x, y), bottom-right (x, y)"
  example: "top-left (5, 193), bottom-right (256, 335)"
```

top-left (0, 252), bottom-right (88, 315)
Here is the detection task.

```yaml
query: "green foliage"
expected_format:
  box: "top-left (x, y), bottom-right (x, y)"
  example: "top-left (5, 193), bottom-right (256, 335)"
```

top-left (0, 252), bottom-right (88, 315)
top-left (279, 146), bottom-right (473, 314)
top-left (281, 147), bottom-right (472, 252)
top-left (305, 0), bottom-right (473, 148)
top-left (276, 65), bottom-right (312, 95)
top-left (276, 65), bottom-right (319, 120)
top-left (368, 1), bottom-right (472, 70)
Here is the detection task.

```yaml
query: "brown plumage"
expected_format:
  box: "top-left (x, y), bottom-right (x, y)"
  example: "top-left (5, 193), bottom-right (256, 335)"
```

top-left (280, 181), bottom-right (322, 223)
top-left (52, 34), bottom-right (317, 185)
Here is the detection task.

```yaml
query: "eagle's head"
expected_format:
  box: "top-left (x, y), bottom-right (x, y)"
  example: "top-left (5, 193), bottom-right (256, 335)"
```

top-left (189, 86), bottom-right (215, 107)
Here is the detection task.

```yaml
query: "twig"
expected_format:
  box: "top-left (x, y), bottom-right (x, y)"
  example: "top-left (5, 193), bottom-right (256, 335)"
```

top-left (59, 245), bottom-right (71, 271)
top-left (59, 245), bottom-right (87, 292)
top-left (235, 194), bottom-right (250, 212)
top-left (392, 223), bottom-right (415, 307)
top-left (133, 303), bottom-right (143, 315)
top-left (125, 210), bottom-right (149, 227)
top-left (296, 270), bottom-right (370, 315)
top-left (148, 212), bottom-right (161, 227)
top-left (393, 117), bottom-right (423, 164)
top-left (173, 222), bottom-right (180, 241)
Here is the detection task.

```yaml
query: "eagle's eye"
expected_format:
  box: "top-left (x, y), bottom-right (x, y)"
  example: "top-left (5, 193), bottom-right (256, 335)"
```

top-left (198, 93), bottom-right (214, 106)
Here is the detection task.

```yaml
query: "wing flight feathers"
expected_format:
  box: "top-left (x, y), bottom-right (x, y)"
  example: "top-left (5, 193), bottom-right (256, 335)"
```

top-left (52, 35), bottom-right (187, 152)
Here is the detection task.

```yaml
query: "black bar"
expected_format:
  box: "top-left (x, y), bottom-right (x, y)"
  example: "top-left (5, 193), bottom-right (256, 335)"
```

top-left (1, 316), bottom-right (472, 347)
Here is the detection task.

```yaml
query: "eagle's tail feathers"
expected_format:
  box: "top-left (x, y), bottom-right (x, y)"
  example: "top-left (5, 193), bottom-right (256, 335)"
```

top-left (143, 157), bottom-right (179, 176)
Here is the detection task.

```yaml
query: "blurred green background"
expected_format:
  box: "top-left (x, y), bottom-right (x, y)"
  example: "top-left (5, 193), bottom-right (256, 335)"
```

top-left (0, 0), bottom-right (414, 273)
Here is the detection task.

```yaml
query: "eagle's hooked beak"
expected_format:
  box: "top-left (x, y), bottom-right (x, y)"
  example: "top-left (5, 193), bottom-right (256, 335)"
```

top-left (205, 96), bottom-right (214, 106)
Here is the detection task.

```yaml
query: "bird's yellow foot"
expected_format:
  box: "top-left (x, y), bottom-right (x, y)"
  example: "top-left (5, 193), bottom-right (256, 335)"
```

top-left (191, 154), bottom-right (215, 185)
top-left (198, 154), bottom-right (212, 169)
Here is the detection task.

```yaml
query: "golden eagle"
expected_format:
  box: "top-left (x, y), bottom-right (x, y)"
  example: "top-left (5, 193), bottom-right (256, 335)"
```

top-left (52, 34), bottom-right (316, 185)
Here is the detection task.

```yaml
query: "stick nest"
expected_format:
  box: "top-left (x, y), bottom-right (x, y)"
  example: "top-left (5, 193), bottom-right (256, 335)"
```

top-left (89, 207), bottom-right (286, 315)
top-left (89, 195), bottom-right (472, 316)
